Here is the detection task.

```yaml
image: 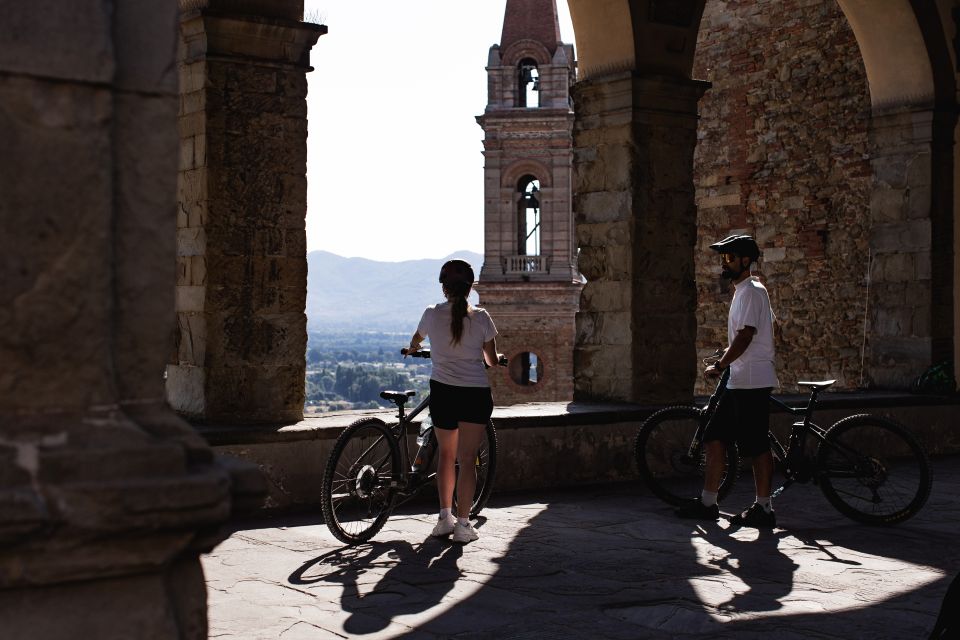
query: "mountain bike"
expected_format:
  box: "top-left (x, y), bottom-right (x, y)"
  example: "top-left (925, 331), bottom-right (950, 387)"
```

top-left (635, 351), bottom-right (932, 525)
top-left (320, 349), bottom-right (505, 545)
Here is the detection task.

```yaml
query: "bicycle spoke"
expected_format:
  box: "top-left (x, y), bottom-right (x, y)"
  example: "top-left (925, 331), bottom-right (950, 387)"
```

top-left (817, 415), bottom-right (930, 524)
top-left (635, 406), bottom-right (739, 506)
top-left (321, 419), bottom-right (400, 544)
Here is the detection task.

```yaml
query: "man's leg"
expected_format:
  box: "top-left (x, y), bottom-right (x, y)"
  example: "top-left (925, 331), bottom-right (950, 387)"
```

top-left (731, 388), bottom-right (777, 528)
top-left (675, 439), bottom-right (726, 520)
top-left (704, 440), bottom-right (727, 494)
top-left (752, 449), bottom-right (774, 499)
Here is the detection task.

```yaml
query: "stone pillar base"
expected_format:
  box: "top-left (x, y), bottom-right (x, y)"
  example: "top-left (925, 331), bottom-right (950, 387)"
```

top-left (1, 558), bottom-right (208, 640)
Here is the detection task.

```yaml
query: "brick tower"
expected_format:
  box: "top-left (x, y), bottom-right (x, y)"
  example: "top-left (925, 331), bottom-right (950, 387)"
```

top-left (475, 0), bottom-right (582, 405)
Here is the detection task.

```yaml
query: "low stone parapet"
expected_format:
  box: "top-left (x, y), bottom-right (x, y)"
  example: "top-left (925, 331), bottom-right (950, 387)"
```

top-left (199, 394), bottom-right (960, 512)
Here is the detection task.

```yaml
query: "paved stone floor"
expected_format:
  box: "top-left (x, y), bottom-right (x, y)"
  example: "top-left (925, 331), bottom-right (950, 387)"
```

top-left (203, 457), bottom-right (960, 639)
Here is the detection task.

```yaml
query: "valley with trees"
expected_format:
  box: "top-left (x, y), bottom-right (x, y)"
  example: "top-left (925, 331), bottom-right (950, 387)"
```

top-left (303, 249), bottom-right (481, 413)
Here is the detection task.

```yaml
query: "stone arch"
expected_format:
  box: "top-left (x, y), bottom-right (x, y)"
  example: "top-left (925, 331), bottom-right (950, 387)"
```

top-left (836, 0), bottom-right (957, 386)
top-left (836, 0), bottom-right (937, 113)
top-left (501, 158), bottom-right (554, 189)
top-left (565, 0), bottom-right (957, 400)
top-left (500, 39), bottom-right (554, 68)
top-left (567, 0), bottom-right (707, 80)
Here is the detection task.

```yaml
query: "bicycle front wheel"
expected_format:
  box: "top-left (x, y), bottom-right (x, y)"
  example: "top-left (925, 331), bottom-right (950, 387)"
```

top-left (454, 420), bottom-right (498, 517)
top-left (321, 418), bottom-right (400, 545)
top-left (635, 406), bottom-right (739, 506)
top-left (817, 414), bottom-right (931, 525)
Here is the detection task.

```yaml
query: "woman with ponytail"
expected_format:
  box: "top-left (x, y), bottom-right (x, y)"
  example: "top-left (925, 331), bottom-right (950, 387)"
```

top-left (405, 259), bottom-right (502, 544)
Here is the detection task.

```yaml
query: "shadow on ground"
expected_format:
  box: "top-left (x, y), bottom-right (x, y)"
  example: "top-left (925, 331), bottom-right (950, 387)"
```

top-left (276, 459), bottom-right (960, 639)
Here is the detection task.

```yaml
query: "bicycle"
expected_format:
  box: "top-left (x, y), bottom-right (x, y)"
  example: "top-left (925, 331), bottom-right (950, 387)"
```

top-left (635, 350), bottom-right (932, 525)
top-left (320, 349), bottom-right (505, 545)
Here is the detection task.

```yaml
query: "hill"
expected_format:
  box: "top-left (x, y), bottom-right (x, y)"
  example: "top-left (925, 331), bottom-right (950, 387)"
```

top-left (306, 250), bottom-right (483, 331)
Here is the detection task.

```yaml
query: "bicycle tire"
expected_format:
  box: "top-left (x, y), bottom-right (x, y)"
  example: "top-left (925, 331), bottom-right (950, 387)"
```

top-left (321, 418), bottom-right (400, 545)
top-left (635, 406), bottom-right (740, 506)
top-left (453, 420), bottom-right (498, 517)
top-left (817, 414), bottom-right (931, 525)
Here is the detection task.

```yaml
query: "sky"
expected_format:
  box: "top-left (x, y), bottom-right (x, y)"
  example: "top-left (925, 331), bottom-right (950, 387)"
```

top-left (303, 1), bottom-right (576, 262)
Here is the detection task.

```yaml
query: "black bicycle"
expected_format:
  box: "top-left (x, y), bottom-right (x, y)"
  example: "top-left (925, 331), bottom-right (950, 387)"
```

top-left (321, 349), bottom-right (504, 545)
top-left (635, 352), bottom-right (932, 525)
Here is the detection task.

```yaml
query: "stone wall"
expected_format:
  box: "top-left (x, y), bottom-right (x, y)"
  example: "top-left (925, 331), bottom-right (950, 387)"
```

top-left (207, 395), bottom-right (960, 510)
top-left (692, 0), bottom-right (874, 393)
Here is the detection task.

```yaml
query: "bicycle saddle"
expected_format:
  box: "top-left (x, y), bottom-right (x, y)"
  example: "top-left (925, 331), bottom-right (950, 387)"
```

top-left (797, 380), bottom-right (836, 390)
top-left (380, 390), bottom-right (416, 404)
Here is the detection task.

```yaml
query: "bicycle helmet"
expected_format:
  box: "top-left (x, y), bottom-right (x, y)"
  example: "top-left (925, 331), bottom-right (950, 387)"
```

top-left (438, 259), bottom-right (475, 285)
top-left (709, 234), bottom-right (761, 261)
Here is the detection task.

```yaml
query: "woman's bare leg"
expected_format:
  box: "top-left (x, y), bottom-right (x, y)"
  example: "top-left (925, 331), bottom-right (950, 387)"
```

top-left (454, 422), bottom-right (486, 519)
top-left (434, 428), bottom-right (459, 511)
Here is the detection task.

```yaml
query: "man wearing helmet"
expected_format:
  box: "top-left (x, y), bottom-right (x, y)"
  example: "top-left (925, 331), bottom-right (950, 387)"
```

top-left (676, 234), bottom-right (780, 528)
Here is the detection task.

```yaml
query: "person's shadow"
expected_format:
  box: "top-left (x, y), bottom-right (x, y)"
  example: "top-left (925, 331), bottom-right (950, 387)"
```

top-left (696, 519), bottom-right (800, 614)
top-left (290, 535), bottom-right (464, 635)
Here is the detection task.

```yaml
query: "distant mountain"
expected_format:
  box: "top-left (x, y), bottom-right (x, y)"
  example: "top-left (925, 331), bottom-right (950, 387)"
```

top-left (306, 250), bottom-right (484, 332)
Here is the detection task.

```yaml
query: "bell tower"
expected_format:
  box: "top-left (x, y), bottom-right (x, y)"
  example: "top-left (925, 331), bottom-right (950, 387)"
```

top-left (475, 0), bottom-right (582, 405)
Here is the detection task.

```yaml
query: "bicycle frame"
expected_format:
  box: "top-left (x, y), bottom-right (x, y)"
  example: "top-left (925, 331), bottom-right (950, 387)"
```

top-left (693, 368), bottom-right (846, 494)
top-left (388, 393), bottom-right (441, 501)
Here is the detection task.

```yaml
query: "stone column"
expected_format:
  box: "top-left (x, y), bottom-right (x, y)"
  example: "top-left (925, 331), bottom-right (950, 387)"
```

top-left (168, 6), bottom-right (325, 424)
top-left (0, 1), bottom-right (255, 637)
top-left (572, 72), bottom-right (709, 403)
top-left (867, 108), bottom-right (954, 387)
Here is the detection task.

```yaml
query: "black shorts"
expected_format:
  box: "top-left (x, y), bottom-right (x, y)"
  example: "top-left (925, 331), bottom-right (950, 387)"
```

top-left (429, 380), bottom-right (494, 429)
top-left (702, 387), bottom-right (772, 457)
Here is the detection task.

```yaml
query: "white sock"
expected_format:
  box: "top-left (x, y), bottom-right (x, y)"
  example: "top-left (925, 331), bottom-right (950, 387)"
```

top-left (439, 507), bottom-right (452, 520)
top-left (700, 490), bottom-right (719, 507)
top-left (756, 496), bottom-right (772, 512)
top-left (457, 517), bottom-right (470, 526)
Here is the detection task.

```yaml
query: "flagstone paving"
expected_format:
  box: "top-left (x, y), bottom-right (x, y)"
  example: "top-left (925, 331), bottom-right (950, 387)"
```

top-left (203, 457), bottom-right (960, 638)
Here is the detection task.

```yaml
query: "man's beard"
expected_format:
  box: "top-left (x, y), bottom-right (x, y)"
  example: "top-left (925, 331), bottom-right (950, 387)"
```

top-left (721, 265), bottom-right (739, 280)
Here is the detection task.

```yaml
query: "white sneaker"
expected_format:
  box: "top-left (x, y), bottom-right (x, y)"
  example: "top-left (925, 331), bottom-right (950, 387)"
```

top-left (452, 521), bottom-right (479, 543)
top-left (430, 517), bottom-right (456, 537)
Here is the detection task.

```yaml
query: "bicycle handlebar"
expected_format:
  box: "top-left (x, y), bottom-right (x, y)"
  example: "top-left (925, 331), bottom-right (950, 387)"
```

top-left (702, 346), bottom-right (725, 366)
top-left (400, 348), bottom-right (508, 367)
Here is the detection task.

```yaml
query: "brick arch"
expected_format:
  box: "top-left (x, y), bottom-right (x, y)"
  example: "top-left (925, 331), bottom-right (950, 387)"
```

top-left (501, 159), bottom-right (553, 190)
top-left (500, 39), bottom-right (553, 68)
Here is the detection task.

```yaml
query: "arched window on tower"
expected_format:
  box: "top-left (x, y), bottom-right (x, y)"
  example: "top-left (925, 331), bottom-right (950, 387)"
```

top-left (518, 59), bottom-right (540, 108)
top-left (517, 175), bottom-right (541, 257)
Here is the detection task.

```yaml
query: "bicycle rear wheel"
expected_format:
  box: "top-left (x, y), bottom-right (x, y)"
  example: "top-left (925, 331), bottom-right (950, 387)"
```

top-left (817, 414), bottom-right (931, 525)
top-left (454, 420), bottom-right (498, 517)
top-left (321, 418), bottom-right (400, 545)
top-left (635, 406), bottom-right (740, 506)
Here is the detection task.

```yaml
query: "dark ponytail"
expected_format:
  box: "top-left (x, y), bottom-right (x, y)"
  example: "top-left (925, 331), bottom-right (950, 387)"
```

top-left (448, 281), bottom-right (471, 345)
top-left (438, 259), bottom-right (475, 346)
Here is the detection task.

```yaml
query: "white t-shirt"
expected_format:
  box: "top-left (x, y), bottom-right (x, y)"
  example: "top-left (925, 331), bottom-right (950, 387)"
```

top-left (416, 303), bottom-right (498, 387)
top-left (727, 276), bottom-right (779, 390)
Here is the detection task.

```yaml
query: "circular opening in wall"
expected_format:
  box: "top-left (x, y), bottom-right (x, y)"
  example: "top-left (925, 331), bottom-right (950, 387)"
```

top-left (508, 352), bottom-right (544, 386)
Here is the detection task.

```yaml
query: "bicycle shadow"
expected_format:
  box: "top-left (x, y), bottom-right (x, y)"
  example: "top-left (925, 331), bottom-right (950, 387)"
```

top-left (290, 535), bottom-right (464, 635)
